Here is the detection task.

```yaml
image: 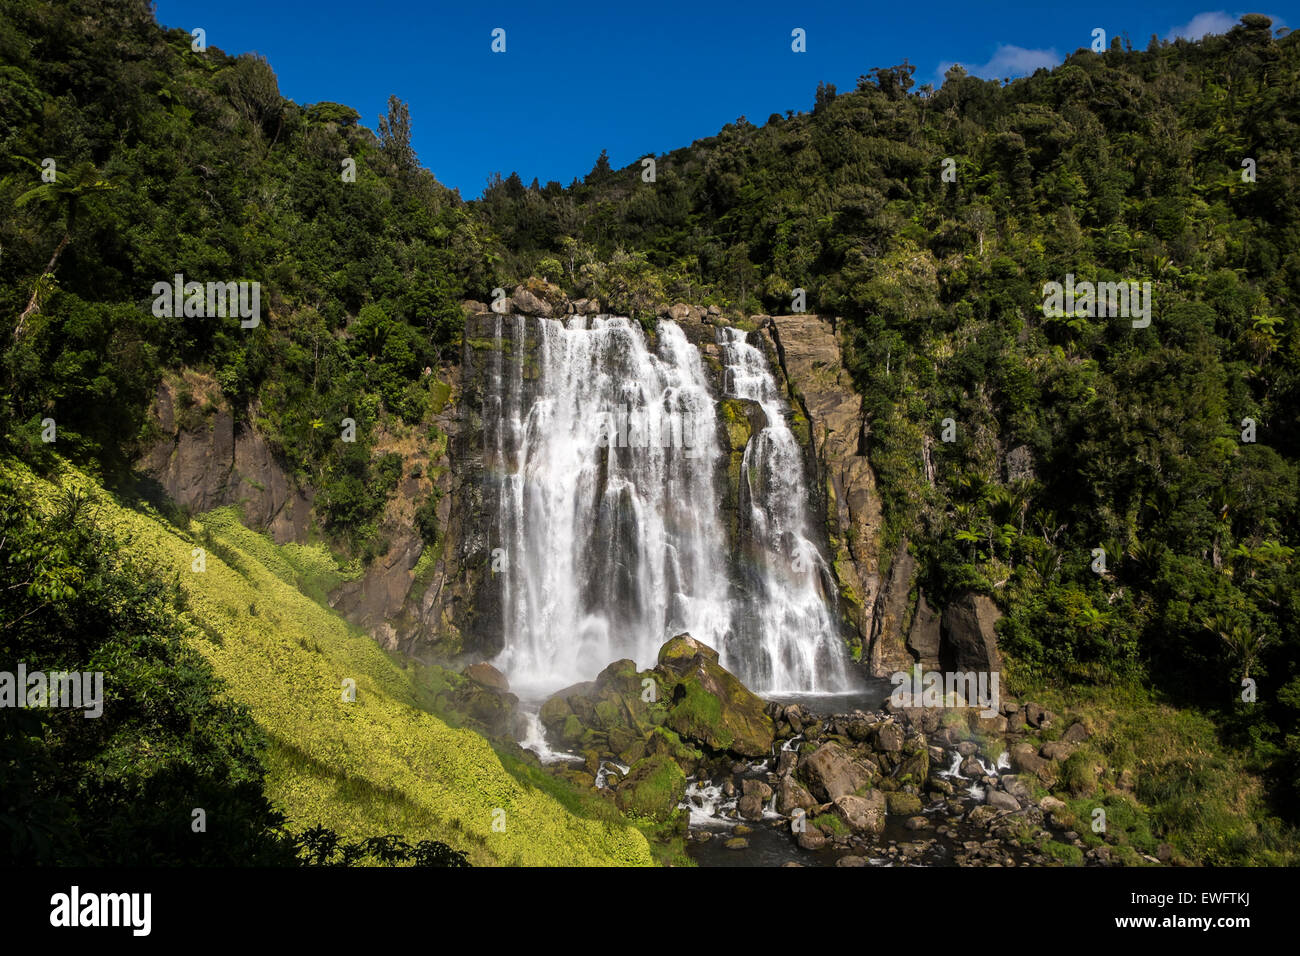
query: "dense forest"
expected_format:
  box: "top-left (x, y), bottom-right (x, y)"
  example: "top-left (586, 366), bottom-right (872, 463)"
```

top-left (2, 0), bottom-right (1298, 862)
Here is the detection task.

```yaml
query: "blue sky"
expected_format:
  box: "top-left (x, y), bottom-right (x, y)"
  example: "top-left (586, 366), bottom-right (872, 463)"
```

top-left (153, 2), bottom-right (1292, 198)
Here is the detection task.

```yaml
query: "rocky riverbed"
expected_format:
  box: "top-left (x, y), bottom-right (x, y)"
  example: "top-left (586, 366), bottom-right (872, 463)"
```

top-left (679, 698), bottom-right (1116, 867)
top-left (477, 632), bottom-right (1173, 867)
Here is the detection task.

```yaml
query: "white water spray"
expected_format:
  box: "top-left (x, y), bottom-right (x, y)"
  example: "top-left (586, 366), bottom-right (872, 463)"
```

top-left (485, 315), bottom-right (851, 696)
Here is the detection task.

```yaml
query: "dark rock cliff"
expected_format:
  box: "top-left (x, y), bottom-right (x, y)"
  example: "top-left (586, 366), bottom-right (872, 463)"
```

top-left (138, 371), bottom-right (312, 543)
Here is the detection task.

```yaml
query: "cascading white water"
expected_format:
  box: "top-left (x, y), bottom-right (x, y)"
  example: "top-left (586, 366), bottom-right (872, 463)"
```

top-left (487, 314), bottom-right (732, 695)
top-left (485, 314), bottom-right (851, 696)
top-left (718, 327), bottom-right (851, 693)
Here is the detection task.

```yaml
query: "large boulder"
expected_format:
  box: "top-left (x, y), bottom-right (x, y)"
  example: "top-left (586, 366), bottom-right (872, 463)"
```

top-left (510, 286), bottom-right (552, 317)
top-left (987, 789), bottom-right (1021, 812)
top-left (1062, 721), bottom-right (1091, 744)
top-left (538, 658), bottom-right (657, 758)
top-left (510, 278), bottom-right (568, 317)
top-left (797, 827), bottom-right (826, 850)
top-left (776, 777), bottom-right (818, 815)
top-left (465, 661), bottom-right (509, 692)
top-left (655, 634), bottom-right (775, 758)
top-left (874, 721), bottom-right (904, 752)
top-left (832, 791), bottom-right (886, 835)
top-left (895, 731), bottom-right (930, 784)
top-left (667, 302), bottom-right (705, 323)
top-left (738, 794), bottom-right (766, 821)
top-left (615, 754), bottom-right (686, 822)
top-left (436, 669), bottom-right (519, 738)
top-left (798, 742), bottom-right (872, 802)
top-left (941, 592), bottom-right (1004, 672)
top-left (1001, 775), bottom-right (1032, 802)
top-left (1010, 742), bottom-right (1057, 785)
top-left (657, 633), bottom-right (719, 669)
top-left (886, 792), bottom-right (922, 816)
top-left (738, 779), bottom-right (774, 822)
top-left (539, 636), bottom-right (775, 766)
top-left (1040, 740), bottom-right (1077, 761)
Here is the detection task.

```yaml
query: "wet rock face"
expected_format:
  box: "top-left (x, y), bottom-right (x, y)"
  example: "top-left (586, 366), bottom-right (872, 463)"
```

top-left (869, 542), bottom-right (917, 675)
top-left (907, 591), bottom-right (942, 665)
top-left (140, 360), bottom-right (483, 660)
top-left (329, 534), bottom-right (422, 648)
top-left (324, 355), bottom-right (487, 660)
top-left (941, 592), bottom-right (1005, 673)
top-left (718, 397), bottom-right (767, 562)
top-left (139, 374), bottom-right (313, 544)
top-left (762, 313), bottom-right (884, 658)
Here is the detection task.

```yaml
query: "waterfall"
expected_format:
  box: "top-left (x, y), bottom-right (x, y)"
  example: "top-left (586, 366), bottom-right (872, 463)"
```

top-left (718, 327), bottom-right (851, 694)
top-left (485, 314), bottom-right (851, 696)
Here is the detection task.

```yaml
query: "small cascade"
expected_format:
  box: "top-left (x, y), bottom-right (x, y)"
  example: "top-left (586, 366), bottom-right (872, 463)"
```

top-left (717, 327), bottom-right (851, 693)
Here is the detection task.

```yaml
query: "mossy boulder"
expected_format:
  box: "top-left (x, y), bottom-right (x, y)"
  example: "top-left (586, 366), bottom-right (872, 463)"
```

top-left (428, 667), bottom-right (519, 737)
top-left (539, 661), bottom-right (659, 746)
top-left (540, 692), bottom-right (575, 729)
top-left (537, 635), bottom-right (774, 769)
top-left (644, 725), bottom-right (705, 774)
top-left (655, 633), bottom-right (775, 758)
top-left (615, 754), bottom-right (687, 822)
top-left (895, 732), bottom-right (930, 784)
top-left (886, 792), bottom-right (923, 816)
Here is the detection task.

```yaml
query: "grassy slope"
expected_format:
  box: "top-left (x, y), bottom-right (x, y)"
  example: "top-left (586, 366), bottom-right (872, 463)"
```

top-left (1005, 675), bottom-right (1297, 866)
top-left (7, 458), bottom-right (653, 867)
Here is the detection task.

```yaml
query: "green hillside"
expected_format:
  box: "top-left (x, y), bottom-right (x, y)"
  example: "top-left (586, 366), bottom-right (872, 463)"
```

top-left (2, 458), bottom-right (653, 867)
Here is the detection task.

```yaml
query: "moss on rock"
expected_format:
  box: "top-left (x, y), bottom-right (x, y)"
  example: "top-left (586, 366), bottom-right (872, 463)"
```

top-left (615, 754), bottom-right (687, 822)
top-left (656, 634), bottom-right (775, 758)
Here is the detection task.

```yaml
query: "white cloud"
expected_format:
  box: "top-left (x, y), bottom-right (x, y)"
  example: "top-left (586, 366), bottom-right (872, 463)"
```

top-left (931, 12), bottom-right (1290, 92)
top-left (934, 45), bottom-right (1060, 86)
top-left (1166, 11), bottom-right (1237, 40)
